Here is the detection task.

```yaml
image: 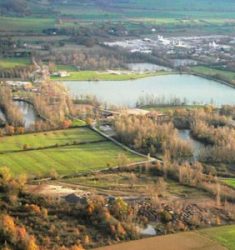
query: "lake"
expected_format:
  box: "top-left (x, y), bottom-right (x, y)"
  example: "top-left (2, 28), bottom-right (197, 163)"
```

top-left (63, 74), bottom-right (235, 107)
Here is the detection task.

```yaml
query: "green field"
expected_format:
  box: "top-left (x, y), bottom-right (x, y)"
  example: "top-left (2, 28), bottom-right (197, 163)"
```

top-left (1, 0), bottom-right (235, 35)
top-left (0, 16), bottom-right (56, 32)
top-left (143, 105), bottom-right (204, 112)
top-left (0, 58), bottom-right (30, 69)
top-left (200, 225), bottom-right (235, 250)
top-left (71, 119), bottom-right (87, 127)
top-left (0, 127), bottom-right (102, 152)
top-left (191, 66), bottom-right (235, 83)
top-left (56, 65), bottom-right (78, 72)
top-left (222, 178), bottom-right (235, 188)
top-left (51, 70), bottom-right (169, 81)
top-left (54, 0), bottom-right (235, 20)
top-left (0, 128), bottom-right (143, 177)
top-left (96, 225), bottom-right (235, 250)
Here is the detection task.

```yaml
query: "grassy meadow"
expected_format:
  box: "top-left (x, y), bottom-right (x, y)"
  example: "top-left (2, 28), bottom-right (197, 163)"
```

top-left (191, 66), bottom-right (235, 83)
top-left (0, 127), bottom-right (102, 152)
top-left (54, 0), bottom-right (235, 20)
top-left (200, 225), bottom-right (235, 250)
top-left (143, 105), bottom-right (204, 112)
top-left (222, 178), bottom-right (235, 189)
top-left (1, 0), bottom-right (235, 34)
top-left (0, 58), bottom-right (30, 69)
top-left (0, 16), bottom-right (56, 32)
top-left (0, 128), bottom-right (143, 177)
top-left (95, 225), bottom-right (235, 250)
top-left (51, 70), bottom-right (169, 81)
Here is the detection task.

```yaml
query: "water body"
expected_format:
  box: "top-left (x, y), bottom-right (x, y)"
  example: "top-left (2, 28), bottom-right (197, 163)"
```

top-left (0, 109), bottom-right (6, 122)
top-left (63, 74), bottom-right (235, 107)
top-left (140, 224), bottom-right (157, 236)
top-left (127, 63), bottom-right (171, 72)
top-left (178, 129), bottom-right (206, 160)
top-left (171, 59), bottom-right (198, 67)
top-left (14, 101), bottom-right (37, 129)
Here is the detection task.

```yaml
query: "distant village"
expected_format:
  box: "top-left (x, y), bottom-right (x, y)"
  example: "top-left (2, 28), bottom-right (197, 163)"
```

top-left (104, 34), bottom-right (235, 69)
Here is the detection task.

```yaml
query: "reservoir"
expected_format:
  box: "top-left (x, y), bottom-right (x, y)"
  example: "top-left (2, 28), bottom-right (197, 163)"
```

top-left (63, 74), bottom-right (235, 107)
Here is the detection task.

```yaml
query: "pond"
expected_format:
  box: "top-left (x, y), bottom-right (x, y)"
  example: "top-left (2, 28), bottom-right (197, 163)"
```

top-left (171, 59), bottom-right (198, 67)
top-left (0, 109), bottom-right (6, 122)
top-left (127, 63), bottom-right (171, 72)
top-left (139, 224), bottom-right (156, 236)
top-left (178, 129), bottom-right (206, 160)
top-left (14, 101), bottom-right (38, 129)
top-left (63, 74), bottom-right (235, 107)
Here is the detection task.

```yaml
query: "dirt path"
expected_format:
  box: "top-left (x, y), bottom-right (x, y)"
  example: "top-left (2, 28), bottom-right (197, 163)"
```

top-left (94, 232), bottom-right (226, 250)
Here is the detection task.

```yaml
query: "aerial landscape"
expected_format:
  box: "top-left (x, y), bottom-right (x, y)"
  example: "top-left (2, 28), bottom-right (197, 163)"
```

top-left (0, 0), bottom-right (235, 249)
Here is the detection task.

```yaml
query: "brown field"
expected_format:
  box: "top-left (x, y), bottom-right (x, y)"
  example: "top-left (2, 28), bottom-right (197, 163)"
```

top-left (94, 232), bottom-right (226, 250)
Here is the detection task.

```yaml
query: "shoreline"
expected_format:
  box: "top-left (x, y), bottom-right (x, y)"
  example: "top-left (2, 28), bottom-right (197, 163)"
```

top-left (51, 71), bottom-right (173, 82)
top-left (188, 72), bottom-right (235, 90)
top-left (53, 71), bottom-right (235, 90)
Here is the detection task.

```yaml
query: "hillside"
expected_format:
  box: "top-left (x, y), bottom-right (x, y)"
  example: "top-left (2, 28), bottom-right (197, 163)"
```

top-left (1, 0), bottom-right (235, 19)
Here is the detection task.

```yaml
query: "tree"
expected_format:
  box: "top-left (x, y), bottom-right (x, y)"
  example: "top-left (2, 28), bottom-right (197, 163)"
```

top-left (16, 127), bottom-right (25, 135)
top-left (26, 236), bottom-right (39, 250)
top-left (1, 0), bottom-right (29, 15)
top-left (62, 119), bottom-right (72, 129)
top-left (5, 125), bottom-right (15, 136)
top-left (70, 245), bottom-right (84, 250)
top-left (0, 167), bottom-right (12, 183)
top-left (215, 180), bottom-right (221, 207)
top-left (1, 215), bottom-right (17, 239)
top-left (117, 153), bottom-right (129, 167)
top-left (162, 150), bottom-right (171, 178)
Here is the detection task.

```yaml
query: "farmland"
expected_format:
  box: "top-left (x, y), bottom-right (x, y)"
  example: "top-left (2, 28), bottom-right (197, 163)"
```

top-left (0, 58), bottom-right (30, 69)
top-left (1, 0), bottom-right (235, 34)
top-left (0, 127), bottom-right (103, 152)
top-left (0, 1), bottom-right (235, 249)
top-left (200, 225), bottom-right (235, 250)
top-left (54, 0), bottom-right (235, 20)
top-left (222, 178), bottom-right (235, 189)
top-left (0, 16), bottom-right (55, 32)
top-left (95, 225), bottom-right (235, 250)
top-left (190, 66), bottom-right (235, 84)
top-left (0, 127), bottom-right (143, 177)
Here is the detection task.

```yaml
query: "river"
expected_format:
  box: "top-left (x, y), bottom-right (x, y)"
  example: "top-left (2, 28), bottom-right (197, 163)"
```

top-left (62, 74), bottom-right (235, 107)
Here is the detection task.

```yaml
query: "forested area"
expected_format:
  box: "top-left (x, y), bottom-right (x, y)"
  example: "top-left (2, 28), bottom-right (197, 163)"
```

top-left (114, 115), bottom-right (192, 160)
top-left (0, 85), bottom-right (23, 127)
top-left (173, 108), bottom-right (235, 163)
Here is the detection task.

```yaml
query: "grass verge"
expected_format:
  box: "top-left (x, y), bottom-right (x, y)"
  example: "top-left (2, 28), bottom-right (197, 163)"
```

top-left (51, 70), bottom-right (170, 81)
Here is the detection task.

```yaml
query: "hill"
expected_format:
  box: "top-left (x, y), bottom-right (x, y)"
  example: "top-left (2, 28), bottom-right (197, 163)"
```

top-left (1, 0), bottom-right (235, 19)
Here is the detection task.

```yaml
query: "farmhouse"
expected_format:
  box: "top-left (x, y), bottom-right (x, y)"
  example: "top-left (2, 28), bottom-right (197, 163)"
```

top-left (51, 71), bottom-right (70, 78)
top-left (5, 80), bottom-right (32, 90)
